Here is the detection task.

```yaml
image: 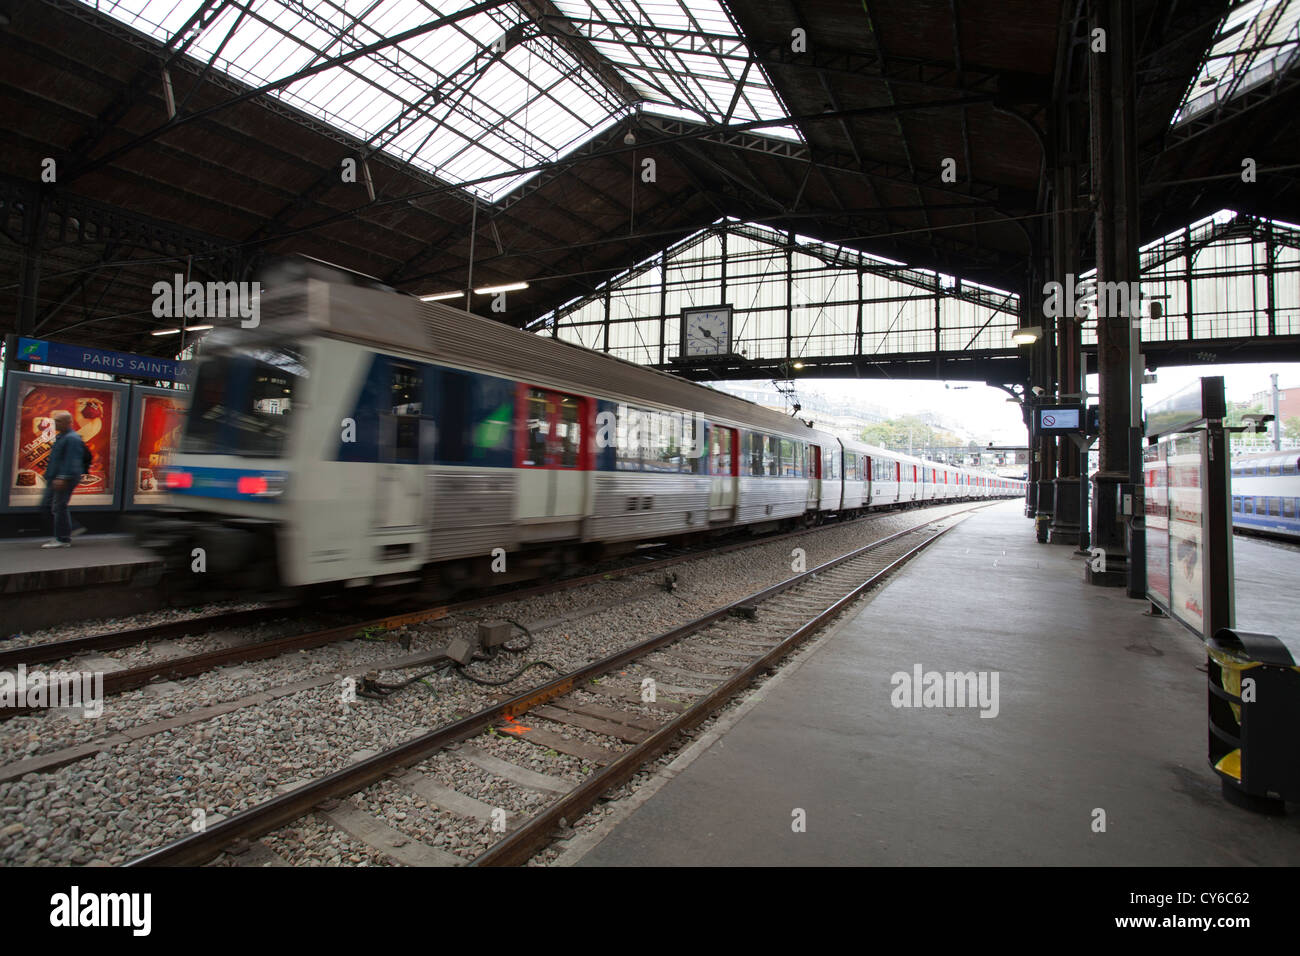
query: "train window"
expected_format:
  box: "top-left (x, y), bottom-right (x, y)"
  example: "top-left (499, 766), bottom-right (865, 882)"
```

top-left (646, 410), bottom-right (677, 473)
top-left (1287, 459), bottom-right (1300, 475)
top-left (614, 404), bottom-right (639, 471)
top-left (824, 447), bottom-right (838, 480)
top-left (778, 439), bottom-right (794, 477)
top-left (1270, 463), bottom-right (1282, 476)
top-left (1269, 497), bottom-right (1282, 516)
top-left (1284, 498), bottom-right (1296, 518)
top-left (386, 364), bottom-right (422, 462)
top-left (762, 436), bottom-right (777, 476)
top-left (524, 390), bottom-right (550, 466)
top-left (391, 365), bottom-right (421, 415)
top-left (1232, 496), bottom-right (1242, 513)
top-left (184, 346), bottom-right (307, 458)
top-left (554, 395), bottom-right (580, 468)
top-left (709, 427), bottom-right (734, 476)
top-left (523, 387), bottom-right (582, 469)
top-left (684, 418), bottom-right (704, 475)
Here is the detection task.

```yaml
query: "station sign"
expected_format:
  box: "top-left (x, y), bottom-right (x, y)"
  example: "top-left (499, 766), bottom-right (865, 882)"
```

top-left (16, 337), bottom-right (192, 384)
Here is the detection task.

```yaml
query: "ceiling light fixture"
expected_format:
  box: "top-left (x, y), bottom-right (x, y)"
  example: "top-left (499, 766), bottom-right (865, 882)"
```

top-left (474, 282), bottom-right (529, 294)
top-left (151, 328), bottom-right (181, 336)
top-left (1012, 325), bottom-right (1042, 345)
top-left (420, 291), bottom-right (462, 302)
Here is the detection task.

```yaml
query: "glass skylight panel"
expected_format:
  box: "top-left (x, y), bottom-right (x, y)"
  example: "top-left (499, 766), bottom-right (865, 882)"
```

top-left (81, 0), bottom-right (798, 198)
top-left (1173, 0), bottom-right (1300, 125)
top-left (550, 0), bottom-right (800, 140)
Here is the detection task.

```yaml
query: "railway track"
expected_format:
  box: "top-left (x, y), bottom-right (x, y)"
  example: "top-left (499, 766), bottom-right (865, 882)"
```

top-left (124, 505), bottom-right (980, 867)
top-left (1, 501), bottom-right (968, 717)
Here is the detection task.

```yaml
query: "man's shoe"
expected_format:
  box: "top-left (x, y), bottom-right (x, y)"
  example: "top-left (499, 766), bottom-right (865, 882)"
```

top-left (41, 540), bottom-right (71, 549)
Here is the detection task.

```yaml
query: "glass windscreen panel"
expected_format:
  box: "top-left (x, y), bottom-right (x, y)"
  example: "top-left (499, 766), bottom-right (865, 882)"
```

top-left (182, 345), bottom-right (307, 458)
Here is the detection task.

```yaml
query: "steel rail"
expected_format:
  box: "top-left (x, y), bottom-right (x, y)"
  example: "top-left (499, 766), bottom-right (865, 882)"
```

top-left (4, 502), bottom-right (972, 714)
top-left (471, 522), bottom-right (960, 865)
top-left (123, 509), bottom-right (978, 867)
top-left (0, 604), bottom-right (299, 670)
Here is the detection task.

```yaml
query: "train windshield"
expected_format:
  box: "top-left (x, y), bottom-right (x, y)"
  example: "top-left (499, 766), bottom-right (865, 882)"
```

top-left (181, 345), bottom-right (307, 458)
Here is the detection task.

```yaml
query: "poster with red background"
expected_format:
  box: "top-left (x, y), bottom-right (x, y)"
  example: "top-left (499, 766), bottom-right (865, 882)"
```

top-left (10, 381), bottom-right (119, 504)
top-left (133, 393), bottom-right (188, 501)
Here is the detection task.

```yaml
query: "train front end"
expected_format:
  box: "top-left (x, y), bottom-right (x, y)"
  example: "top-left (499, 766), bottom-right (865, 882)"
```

top-left (139, 314), bottom-right (309, 594)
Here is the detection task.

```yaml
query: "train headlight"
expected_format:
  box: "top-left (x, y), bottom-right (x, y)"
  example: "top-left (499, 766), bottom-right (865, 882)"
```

top-left (238, 474), bottom-right (287, 497)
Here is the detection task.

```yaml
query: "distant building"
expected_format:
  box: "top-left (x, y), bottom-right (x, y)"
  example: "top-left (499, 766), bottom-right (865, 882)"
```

top-left (1247, 385), bottom-right (1300, 421)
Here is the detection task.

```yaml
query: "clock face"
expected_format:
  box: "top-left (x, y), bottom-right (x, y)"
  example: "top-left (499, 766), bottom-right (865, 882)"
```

top-left (684, 308), bottom-right (730, 357)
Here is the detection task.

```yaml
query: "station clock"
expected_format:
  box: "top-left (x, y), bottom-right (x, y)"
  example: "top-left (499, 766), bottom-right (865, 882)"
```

top-left (681, 306), bottom-right (733, 358)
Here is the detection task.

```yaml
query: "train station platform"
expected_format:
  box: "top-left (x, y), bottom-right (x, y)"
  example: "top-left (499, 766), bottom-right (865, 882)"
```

top-left (0, 534), bottom-right (162, 635)
top-left (570, 501), bottom-right (1300, 866)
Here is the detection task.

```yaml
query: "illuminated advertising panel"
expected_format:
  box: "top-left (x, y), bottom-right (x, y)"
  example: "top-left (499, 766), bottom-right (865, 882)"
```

top-left (1143, 442), bottom-right (1170, 609)
top-left (1166, 432), bottom-right (1207, 634)
top-left (4, 374), bottom-right (124, 508)
top-left (126, 389), bottom-right (189, 507)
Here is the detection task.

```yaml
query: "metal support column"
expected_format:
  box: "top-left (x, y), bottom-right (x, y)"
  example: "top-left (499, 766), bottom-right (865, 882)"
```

top-left (1086, 0), bottom-right (1139, 587)
top-left (16, 192), bottom-right (48, 338)
top-left (1049, 96), bottom-right (1084, 545)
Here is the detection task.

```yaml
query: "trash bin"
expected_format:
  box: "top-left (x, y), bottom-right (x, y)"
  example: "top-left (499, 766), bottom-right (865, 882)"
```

top-left (1207, 628), bottom-right (1300, 813)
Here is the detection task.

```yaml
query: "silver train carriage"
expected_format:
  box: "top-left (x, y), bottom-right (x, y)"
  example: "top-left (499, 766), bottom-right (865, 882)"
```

top-left (143, 272), bottom-right (1026, 594)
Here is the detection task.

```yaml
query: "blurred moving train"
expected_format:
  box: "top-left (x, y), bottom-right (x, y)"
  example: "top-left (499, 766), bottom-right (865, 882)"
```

top-left (142, 263), bottom-right (1025, 595)
top-left (1230, 450), bottom-right (1300, 540)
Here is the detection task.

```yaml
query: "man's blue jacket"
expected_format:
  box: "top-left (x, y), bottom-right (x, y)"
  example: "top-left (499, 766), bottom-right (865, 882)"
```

top-left (45, 429), bottom-right (87, 482)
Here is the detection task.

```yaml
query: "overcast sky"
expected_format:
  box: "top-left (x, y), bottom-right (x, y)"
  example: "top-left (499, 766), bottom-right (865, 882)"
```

top-left (735, 361), bottom-right (1300, 445)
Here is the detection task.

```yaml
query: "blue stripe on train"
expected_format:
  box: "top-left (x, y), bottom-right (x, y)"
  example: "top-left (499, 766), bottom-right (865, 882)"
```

top-left (161, 466), bottom-right (288, 501)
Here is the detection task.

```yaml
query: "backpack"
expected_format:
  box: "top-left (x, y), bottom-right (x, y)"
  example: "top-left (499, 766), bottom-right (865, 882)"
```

top-left (81, 440), bottom-right (93, 474)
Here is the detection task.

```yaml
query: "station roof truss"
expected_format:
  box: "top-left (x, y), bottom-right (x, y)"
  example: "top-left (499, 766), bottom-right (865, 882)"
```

top-left (536, 217), bottom-right (1026, 384)
top-left (1079, 210), bottom-right (1300, 368)
top-left (1, 0), bottom-right (1298, 365)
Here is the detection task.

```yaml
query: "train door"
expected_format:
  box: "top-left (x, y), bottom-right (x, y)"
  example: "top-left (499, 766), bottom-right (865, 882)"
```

top-left (808, 443), bottom-right (821, 510)
top-left (911, 464), bottom-right (919, 501)
top-left (823, 444), bottom-right (841, 510)
top-left (373, 361), bottom-right (423, 531)
top-left (708, 426), bottom-right (738, 520)
top-left (516, 386), bottom-right (589, 526)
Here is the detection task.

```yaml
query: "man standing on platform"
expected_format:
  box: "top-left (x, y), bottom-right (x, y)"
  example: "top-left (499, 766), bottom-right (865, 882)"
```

top-left (40, 410), bottom-right (87, 549)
